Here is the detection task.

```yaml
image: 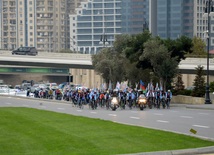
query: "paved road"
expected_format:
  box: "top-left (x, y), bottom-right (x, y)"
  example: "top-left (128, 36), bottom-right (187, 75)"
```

top-left (0, 96), bottom-right (214, 141)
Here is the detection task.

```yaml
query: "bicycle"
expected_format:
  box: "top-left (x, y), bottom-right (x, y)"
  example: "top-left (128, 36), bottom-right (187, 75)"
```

top-left (166, 98), bottom-right (171, 109)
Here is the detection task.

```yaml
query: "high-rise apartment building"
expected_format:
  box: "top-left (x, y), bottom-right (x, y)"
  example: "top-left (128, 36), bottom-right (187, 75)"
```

top-left (69, 0), bottom-right (149, 54)
top-left (0, 0), bottom-right (83, 52)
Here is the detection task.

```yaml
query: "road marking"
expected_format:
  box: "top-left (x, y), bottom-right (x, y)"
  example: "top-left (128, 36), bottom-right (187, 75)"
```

top-left (5, 103), bottom-right (11, 105)
top-left (154, 113), bottom-right (163, 115)
top-left (109, 114), bottom-right (117, 117)
top-left (131, 111), bottom-right (138, 113)
top-left (193, 125), bottom-right (210, 129)
top-left (22, 105), bottom-right (29, 107)
top-left (199, 113), bottom-right (209, 115)
top-left (130, 117), bottom-right (140, 120)
top-left (77, 110), bottom-right (82, 112)
top-left (58, 108), bottom-right (65, 110)
top-left (90, 112), bottom-right (97, 114)
top-left (180, 116), bottom-right (193, 118)
top-left (157, 120), bottom-right (169, 123)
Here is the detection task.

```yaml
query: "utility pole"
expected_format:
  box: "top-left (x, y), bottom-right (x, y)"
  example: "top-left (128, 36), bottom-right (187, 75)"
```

top-left (49, 34), bottom-right (51, 52)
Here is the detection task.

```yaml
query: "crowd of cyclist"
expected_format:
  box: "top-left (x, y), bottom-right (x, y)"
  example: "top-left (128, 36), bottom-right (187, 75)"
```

top-left (33, 87), bottom-right (172, 110)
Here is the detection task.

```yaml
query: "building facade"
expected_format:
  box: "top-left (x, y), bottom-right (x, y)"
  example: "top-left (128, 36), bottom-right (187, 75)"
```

top-left (69, 0), bottom-right (149, 54)
top-left (0, 0), bottom-right (83, 52)
top-left (149, 0), bottom-right (211, 40)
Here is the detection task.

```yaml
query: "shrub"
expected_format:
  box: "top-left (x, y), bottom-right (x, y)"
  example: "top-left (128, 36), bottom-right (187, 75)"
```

top-left (59, 49), bottom-right (73, 53)
top-left (209, 81), bottom-right (214, 93)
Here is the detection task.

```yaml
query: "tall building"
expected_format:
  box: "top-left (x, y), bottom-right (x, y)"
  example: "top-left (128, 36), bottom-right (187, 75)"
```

top-left (0, 0), bottom-right (83, 52)
top-left (149, 0), bottom-right (210, 41)
top-left (69, 0), bottom-right (149, 54)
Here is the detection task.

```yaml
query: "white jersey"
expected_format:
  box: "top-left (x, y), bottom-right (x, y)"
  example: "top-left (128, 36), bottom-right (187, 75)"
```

top-left (146, 92), bottom-right (154, 97)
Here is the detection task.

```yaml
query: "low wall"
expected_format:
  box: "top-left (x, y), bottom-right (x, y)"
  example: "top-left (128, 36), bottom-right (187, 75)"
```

top-left (171, 95), bottom-right (213, 104)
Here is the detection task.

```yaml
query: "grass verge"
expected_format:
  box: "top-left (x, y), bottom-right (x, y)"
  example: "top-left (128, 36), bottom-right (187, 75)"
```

top-left (0, 107), bottom-right (214, 155)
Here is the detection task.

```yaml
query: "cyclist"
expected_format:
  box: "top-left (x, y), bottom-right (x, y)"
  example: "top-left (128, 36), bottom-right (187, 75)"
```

top-left (127, 90), bottom-right (135, 109)
top-left (165, 90), bottom-right (172, 109)
top-left (155, 89), bottom-right (162, 109)
top-left (146, 89), bottom-right (154, 108)
top-left (105, 91), bottom-right (111, 109)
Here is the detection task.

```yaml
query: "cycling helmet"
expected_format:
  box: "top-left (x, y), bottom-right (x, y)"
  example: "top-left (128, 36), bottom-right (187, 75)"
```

top-left (168, 90), bottom-right (170, 92)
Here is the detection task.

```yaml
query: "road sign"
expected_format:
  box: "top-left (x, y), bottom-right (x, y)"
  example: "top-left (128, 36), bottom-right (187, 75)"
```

top-left (190, 128), bottom-right (197, 134)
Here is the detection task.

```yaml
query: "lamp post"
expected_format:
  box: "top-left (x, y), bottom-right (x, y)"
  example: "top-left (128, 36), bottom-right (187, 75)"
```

top-left (143, 21), bottom-right (148, 31)
top-left (204, 0), bottom-right (213, 104)
top-left (99, 34), bottom-right (109, 47)
top-left (99, 9), bottom-right (109, 47)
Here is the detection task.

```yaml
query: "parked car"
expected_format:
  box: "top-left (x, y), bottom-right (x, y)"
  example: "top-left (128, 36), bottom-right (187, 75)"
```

top-left (186, 86), bottom-right (195, 90)
top-left (21, 83), bottom-right (31, 90)
top-left (0, 89), bottom-right (9, 94)
top-left (14, 85), bottom-right (21, 89)
top-left (12, 46), bottom-right (38, 56)
top-left (30, 84), bottom-right (39, 93)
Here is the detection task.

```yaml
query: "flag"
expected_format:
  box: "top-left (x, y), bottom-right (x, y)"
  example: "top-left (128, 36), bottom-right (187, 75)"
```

top-left (156, 83), bottom-right (158, 90)
top-left (116, 82), bottom-right (120, 90)
top-left (135, 82), bottom-right (139, 89)
top-left (103, 83), bottom-right (105, 90)
top-left (140, 80), bottom-right (146, 90)
top-left (122, 82), bottom-right (126, 91)
top-left (109, 80), bottom-right (111, 90)
top-left (150, 83), bottom-right (153, 91)
top-left (160, 82), bottom-right (163, 91)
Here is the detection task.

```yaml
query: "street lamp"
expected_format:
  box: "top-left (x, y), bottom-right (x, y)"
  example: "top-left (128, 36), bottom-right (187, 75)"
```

top-left (143, 21), bottom-right (148, 31)
top-left (203, 0), bottom-right (213, 104)
top-left (99, 35), bottom-right (109, 47)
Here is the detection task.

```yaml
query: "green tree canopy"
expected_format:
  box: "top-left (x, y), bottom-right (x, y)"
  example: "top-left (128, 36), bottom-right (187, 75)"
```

top-left (189, 36), bottom-right (206, 56)
top-left (91, 47), bottom-right (126, 87)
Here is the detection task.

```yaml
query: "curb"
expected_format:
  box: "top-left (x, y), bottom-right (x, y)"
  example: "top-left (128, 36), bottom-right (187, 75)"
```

top-left (120, 146), bottom-right (214, 155)
top-left (0, 94), bottom-right (72, 105)
top-left (186, 105), bottom-right (214, 110)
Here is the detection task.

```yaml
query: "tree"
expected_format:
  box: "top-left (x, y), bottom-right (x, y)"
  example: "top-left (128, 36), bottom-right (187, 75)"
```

top-left (163, 35), bottom-right (194, 63)
top-left (174, 70), bottom-right (185, 95)
top-left (192, 65), bottom-right (206, 97)
top-left (140, 39), bottom-right (179, 91)
top-left (189, 36), bottom-right (206, 56)
top-left (124, 30), bottom-right (152, 69)
top-left (91, 47), bottom-right (126, 88)
top-left (113, 34), bottom-right (131, 54)
top-left (124, 59), bottom-right (152, 89)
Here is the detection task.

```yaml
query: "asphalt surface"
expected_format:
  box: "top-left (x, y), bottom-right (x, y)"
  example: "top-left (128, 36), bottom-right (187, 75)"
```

top-left (0, 95), bottom-right (214, 155)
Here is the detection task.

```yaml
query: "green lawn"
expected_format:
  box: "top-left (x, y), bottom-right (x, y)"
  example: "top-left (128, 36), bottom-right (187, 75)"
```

top-left (0, 107), bottom-right (214, 155)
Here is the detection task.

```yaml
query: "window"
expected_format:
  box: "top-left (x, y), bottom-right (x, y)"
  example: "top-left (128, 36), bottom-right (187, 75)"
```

top-left (30, 20), bottom-right (33, 23)
top-left (29, 14), bottom-right (33, 17)
top-left (20, 8), bottom-right (22, 12)
top-left (29, 1), bottom-right (32, 5)
top-left (73, 36), bottom-right (75, 39)
top-left (30, 38), bottom-right (33, 41)
top-left (56, 14), bottom-right (58, 17)
top-left (73, 30), bottom-right (75, 32)
top-left (73, 17), bottom-right (75, 20)
top-left (30, 26), bottom-right (33, 29)
top-left (20, 1), bottom-right (22, 5)
top-left (20, 14), bottom-right (22, 17)
top-left (30, 32), bottom-right (33, 36)
top-left (73, 23), bottom-right (75, 26)
top-left (20, 20), bottom-right (22, 24)
top-left (29, 7), bottom-right (32, 11)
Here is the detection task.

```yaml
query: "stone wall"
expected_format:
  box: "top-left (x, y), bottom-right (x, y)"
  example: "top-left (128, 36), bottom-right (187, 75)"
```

top-left (171, 95), bottom-right (213, 104)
